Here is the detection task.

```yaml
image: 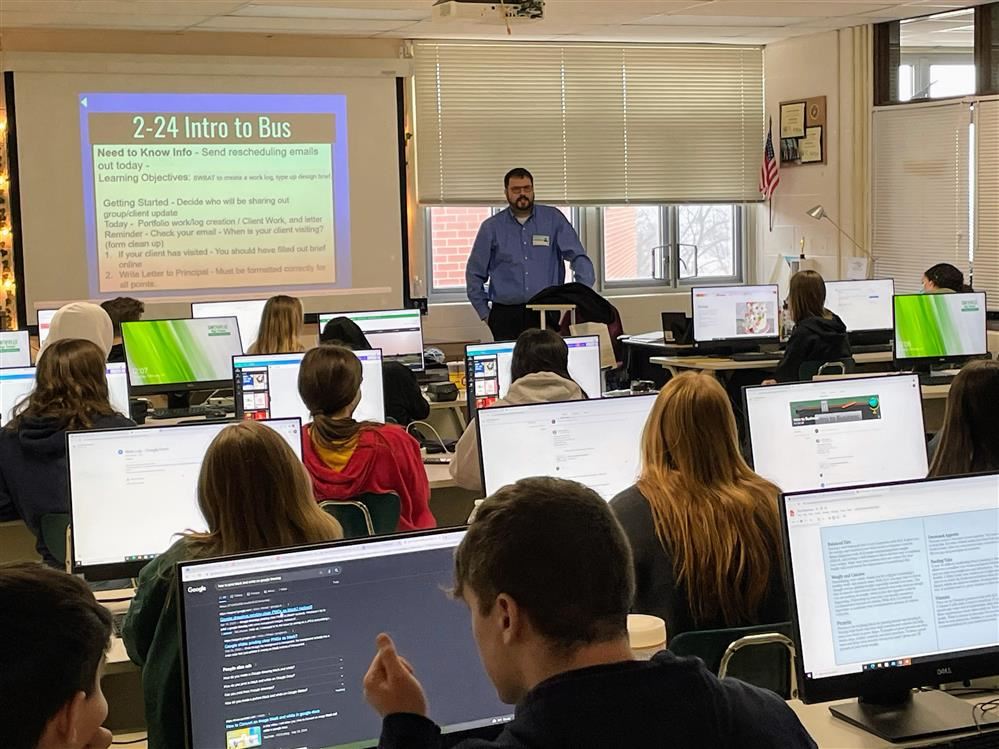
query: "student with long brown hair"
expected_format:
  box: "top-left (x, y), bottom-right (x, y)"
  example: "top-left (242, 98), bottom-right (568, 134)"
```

top-left (928, 359), bottom-right (999, 477)
top-left (247, 294), bottom-right (306, 354)
top-left (122, 420), bottom-right (343, 749)
top-left (772, 270), bottom-right (852, 383)
top-left (610, 372), bottom-right (788, 639)
top-left (0, 339), bottom-right (134, 565)
top-left (298, 344), bottom-right (435, 531)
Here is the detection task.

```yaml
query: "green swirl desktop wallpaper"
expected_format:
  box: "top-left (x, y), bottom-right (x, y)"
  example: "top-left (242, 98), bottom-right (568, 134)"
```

top-left (894, 294), bottom-right (985, 359)
top-left (123, 318), bottom-right (242, 386)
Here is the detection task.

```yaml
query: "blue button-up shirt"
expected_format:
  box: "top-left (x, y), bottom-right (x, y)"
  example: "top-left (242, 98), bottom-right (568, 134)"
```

top-left (465, 205), bottom-right (595, 320)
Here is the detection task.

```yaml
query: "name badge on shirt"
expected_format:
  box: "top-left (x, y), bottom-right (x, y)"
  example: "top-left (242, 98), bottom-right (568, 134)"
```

top-left (532, 234), bottom-right (551, 247)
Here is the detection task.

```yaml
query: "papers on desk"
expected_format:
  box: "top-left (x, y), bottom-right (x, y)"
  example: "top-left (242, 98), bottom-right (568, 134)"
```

top-left (624, 331), bottom-right (665, 345)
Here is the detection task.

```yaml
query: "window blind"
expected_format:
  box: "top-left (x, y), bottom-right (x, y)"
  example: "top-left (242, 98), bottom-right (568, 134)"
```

top-left (412, 41), bottom-right (764, 205)
top-left (974, 98), bottom-right (999, 308)
top-left (872, 101), bottom-right (970, 295)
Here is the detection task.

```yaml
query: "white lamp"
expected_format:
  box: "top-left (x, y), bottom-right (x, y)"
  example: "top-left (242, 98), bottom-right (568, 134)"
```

top-left (806, 205), bottom-right (872, 278)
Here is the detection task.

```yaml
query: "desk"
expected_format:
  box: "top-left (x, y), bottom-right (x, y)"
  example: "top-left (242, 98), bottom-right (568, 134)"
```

top-left (428, 397), bottom-right (467, 434)
top-left (425, 461), bottom-right (457, 490)
top-left (790, 696), bottom-right (996, 748)
top-left (650, 351), bottom-right (894, 378)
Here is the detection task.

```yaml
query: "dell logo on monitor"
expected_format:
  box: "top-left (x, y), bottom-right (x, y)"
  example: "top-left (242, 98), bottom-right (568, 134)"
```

top-left (936, 667), bottom-right (953, 676)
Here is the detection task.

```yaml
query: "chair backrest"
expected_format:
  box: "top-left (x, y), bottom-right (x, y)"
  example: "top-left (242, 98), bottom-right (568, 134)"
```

top-left (39, 513), bottom-right (71, 571)
top-left (352, 492), bottom-right (401, 535)
top-left (668, 621), bottom-right (794, 698)
top-left (320, 501), bottom-right (373, 539)
top-left (798, 357), bottom-right (855, 381)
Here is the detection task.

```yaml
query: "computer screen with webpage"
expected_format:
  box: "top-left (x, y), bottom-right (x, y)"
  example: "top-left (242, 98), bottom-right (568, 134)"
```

top-left (178, 529), bottom-right (513, 749)
top-left (36, 308), bottom-right (57, 346)
top-left (234, 349), bottom-right (385, 424)
top-left (68, 418), bottom-right (303, 579)
top-left (192, 299), bottom-right (268, 353)
top-left (465, 335), bottom-right (602, 415)
top-left (691, 285), bottom-right (780, 343)
top-left (318, 309), bottom-right (424, 370)
top-left (122, 317), bottom-right (244, 393)
top-left (477, 394), bottom-right (656, 500)
top-left (894, 292), bottom-right (987, 361)
top-left (0, 330), bottom-right (31, 369)
top-left (745, 374), bottom-right (927, 493)
top-left (784, 473), bottom-right (999, 686)
top-left (0, 363), bottom-right (129, 426)
top-left (824, 279), bottom-right (895, 333)
top-left (0, 367), bottom-right (35, 426)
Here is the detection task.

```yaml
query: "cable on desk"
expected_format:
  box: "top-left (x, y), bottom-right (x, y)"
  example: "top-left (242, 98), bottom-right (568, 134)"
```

top-left (407, 421), bottom-right (452, 454)
top-left (973, 696), bottom-right (999, 731)
top-left (112, 736), bottom-right (147, 745)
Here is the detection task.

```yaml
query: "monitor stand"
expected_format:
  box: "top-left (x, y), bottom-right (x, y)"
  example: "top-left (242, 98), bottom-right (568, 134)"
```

top-left (830, 689), bottom-right (990, 742)
top-left (167, 391), bottom-right (192, 410)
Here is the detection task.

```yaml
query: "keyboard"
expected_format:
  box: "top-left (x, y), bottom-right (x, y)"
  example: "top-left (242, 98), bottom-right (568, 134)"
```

top-left (112, 612), bottom-right (126, 638)
top-left (914, 729), bottom-right (999, 748)
top-left (149, 404), bottom-right (231, 420)
top-left (730, 351), bottom-right (783, 362)
top-left (919, 373), bottom-right (957, 386)
top-left (851, 343), bottom-right (893, 354)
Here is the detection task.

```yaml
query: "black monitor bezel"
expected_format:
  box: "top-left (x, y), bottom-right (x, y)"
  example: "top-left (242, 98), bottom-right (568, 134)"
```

top-left (175, 526), bottom-right (508, 749)
top-left (121, 316), bottom-right (244, 396)
top-left (474, 391), bottom-right (658, 498)
top-left (690, 284), bottom-right (781, 346)
top-left (317, 307), bottom-right (425, 372)
top-left (66, 417), bottom-right (302, 582)
top-left (0, 328), bottom-right (31, 369)
top-left (892, 291), bottom-right (989, 367)
top-left (823, 277), bottom-right (896, 334)
top-left (742, 372), bottom-right (927, 488)
top-left (780, 471), bottom-right (999, 705)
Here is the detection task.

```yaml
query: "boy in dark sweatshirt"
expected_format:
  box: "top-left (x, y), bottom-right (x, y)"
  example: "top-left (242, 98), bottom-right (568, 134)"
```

top-left (362, 476), bottom-right (817, 749)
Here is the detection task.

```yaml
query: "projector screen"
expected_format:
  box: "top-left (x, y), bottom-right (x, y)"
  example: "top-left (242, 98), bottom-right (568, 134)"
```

top-left (7, 59), bottom-right (405, 322)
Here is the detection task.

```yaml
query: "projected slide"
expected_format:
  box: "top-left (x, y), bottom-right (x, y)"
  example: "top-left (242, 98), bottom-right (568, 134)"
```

top-left (790, 394), bottom-right (882, 428)
top-left (79, 93), bottom-right (350, 296)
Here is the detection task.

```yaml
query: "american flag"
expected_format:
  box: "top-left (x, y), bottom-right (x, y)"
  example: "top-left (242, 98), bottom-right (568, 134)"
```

top-left (760, 118), bottom-right (780, 200)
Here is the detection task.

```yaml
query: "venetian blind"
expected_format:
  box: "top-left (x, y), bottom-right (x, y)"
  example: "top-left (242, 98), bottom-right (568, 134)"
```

top-left (872, 101), bottom-right (971, 295)
top-left (974, 98), bottom-right (999, 308)
top-left (412, 41), bottom-right (764, 205)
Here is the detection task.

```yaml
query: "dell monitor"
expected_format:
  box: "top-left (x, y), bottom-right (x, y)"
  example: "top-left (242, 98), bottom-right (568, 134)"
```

top-left (0, 330), bottom-right (31, 369)
top-left (691, 284), bottom-right (780, 348)
top-left (122, 317), bottom-right (244, 396)
top-left (0, 367), bottom-right (36, 426)
top-left (234, 349), bottom-right (385, 424)
top-left (0, 362), bottom-right (129, 427)
top-left (318, 308), bottom-right (425, 371)
top-left (192, 299), bottom-right (268, 353)
top-left (824, 279), bottom-right (895, 344)
top-left (745, 374), bottom-right (927, 493)
top-left (782, 472), bottom-right (999, 741)
top-left (178, 528), bottom-right (513, 749)
top-left (67, 418), bottom-right (303, 581)
top-left (36, 308), bottom-right (57, 346)
top-left (465, 335), bottom-right (602, 418)
top-left (477, 394), bottom-right (656, 500)
top-left (893, 292), bottom-right (988, 367)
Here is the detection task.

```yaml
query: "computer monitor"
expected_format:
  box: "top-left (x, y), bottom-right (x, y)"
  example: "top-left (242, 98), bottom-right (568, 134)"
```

top-left (36, 308), bottom-right (57, 346)
top-left (0, 367), bottom-right (35, 426)
top-left (192, 299), bottom-right (268, 353)
top-left (477, 394), bottom-right (657, 500)
top-left (0, 330), bottom-right (31, 368)
top-left (691, 284), bottom-right (780, 345)
top-left (0, 362), bottom-right (129, 426)
top-left (893, 292), bottom-right (988, 365)
top-left (122, 317), bottom-right (244, 396)
top-left (745, 374), bottom-right (927, 493)
top-left (233, 349), bottom-right (385, 424)
top-left (318, 308), bottom-right (425, 371)
top-left (464, 335), bottom-right (603, 419)
top-left (824, 279), bottom-right (895, 333)
top-left (782, 472), bottom-right (999, 741)
top-left (178, 528), bottom-right (513, 749)
top-left (67, 418), bottom-right (303, 581)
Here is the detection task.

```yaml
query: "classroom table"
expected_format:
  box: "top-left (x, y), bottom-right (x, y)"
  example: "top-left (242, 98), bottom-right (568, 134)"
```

top-left (650, 351), bottom-right (894, 378)
top-left (428, 397), bottom-right (468, 433)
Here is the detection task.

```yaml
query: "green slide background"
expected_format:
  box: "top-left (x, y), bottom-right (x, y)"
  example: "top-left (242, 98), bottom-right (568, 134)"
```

top-left (123, 319), bottom-right (240, 385)
top-left (894, 294), bottom-right (982, 358)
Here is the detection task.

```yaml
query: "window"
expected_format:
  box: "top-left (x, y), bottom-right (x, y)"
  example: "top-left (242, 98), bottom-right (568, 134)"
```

top-left (677, 205), bottom-right (738, 279)
top-left (602, 207), bottom-right (662, 283)
top-left (929, 64), bottom-right (977, 98)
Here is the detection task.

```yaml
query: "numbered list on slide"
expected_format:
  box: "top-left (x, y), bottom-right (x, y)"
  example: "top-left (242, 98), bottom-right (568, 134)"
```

top-left (89, 114), bottom-right (337, 292)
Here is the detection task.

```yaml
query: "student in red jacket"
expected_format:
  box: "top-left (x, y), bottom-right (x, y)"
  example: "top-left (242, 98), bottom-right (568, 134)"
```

top-left (298, 344), bottom-right (436, 531)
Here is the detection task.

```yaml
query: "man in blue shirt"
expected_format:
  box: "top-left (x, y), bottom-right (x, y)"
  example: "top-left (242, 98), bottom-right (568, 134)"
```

top-left (465, 168), bottom-right (595, 341)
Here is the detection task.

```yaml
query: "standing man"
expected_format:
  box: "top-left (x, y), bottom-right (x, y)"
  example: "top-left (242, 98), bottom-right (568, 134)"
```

top-left (466, 168), bottom-right (595, 341)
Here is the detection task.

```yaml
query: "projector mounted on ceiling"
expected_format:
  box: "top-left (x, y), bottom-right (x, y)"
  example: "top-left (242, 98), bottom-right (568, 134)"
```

top-left (432, 0), bottom-right (545, 24)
